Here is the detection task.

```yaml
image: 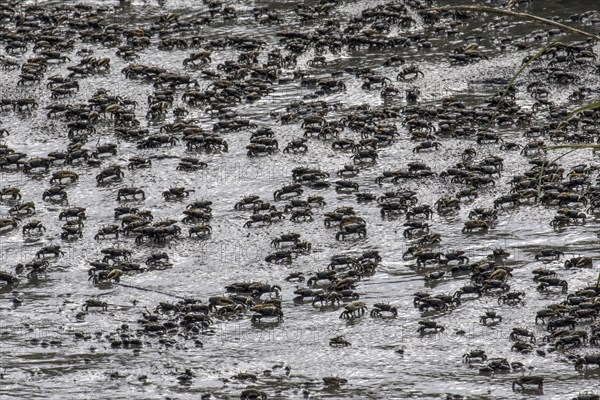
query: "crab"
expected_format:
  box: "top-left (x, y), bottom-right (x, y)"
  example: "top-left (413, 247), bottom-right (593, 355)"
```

top-left (434, 197), bottom-right (461, 214)
top-left (235, 195), bottom-right (261, 210)
top-left (335, 180), bottom-right (359, 193)
top-left (101, 248), bottom-right (132, 263)
top-left (439, 251), bottom-right (469, 265)
top-left (0, 187), bottom-right (21, 200)
top-left (82, 299), bottom-right (108, 311)
top-left (265, 250), bottom-right (293, 264)
top-left (415, 251), bottom-right (441, 267)
top-left (250, 304), bottom-right (283, 323)
top-left (312, 291), bottom-right (344, 307)
top-left (240, 389), bottom-right (267, 400)
top-left (512, 376), bottom-right (543, 392)
top-left (36, 245), bottom-right (64, 259)
top-left (42, 186), bottom-right (68, 202)
top-left (329, 336), bottom-right (351, 347)
top-left (128, 156), bottom-right (152, 169)
top-left (407, 205), bottom-right (433, 220)
top-left (94, 225), bottom-right (120, 240)
top-left (22, 259), bottom-right (49, 278)
top-left (480, 311), bottom-right (502, 325)
top-left (537, 277), bottom-right (568, 293)
top-left (453, 284), bottom-right (483, 299)
top-left (59, 207), bottom-right (86, 221)
top-left (273, 183), bottom-right (303, 201)
top-left (482, 279), bottom-right (510, 293)
top-left (163, 187), bottom-right (195, 200)
top-left (50, 170), bottom-right (79, 184)
top-left (307, 270), bottom-right (337, 286)
top-left (284, 272), bottom-right (305, 283)
top-left (510, 340), bottom-right (533, 353)
top-left (564, 256), bottom-right (593, 269)
top-left (498, 291), bottom-right (525, 305)
top-left (271, 233), bottom-right (301, 247)
top-left (290, 208), bottom-right (313, 222)
top-left (182, 208), bottom-right (211, 224)
top-left (183, 51), bottom-right (212, 67)
top-left (479, 357), bottom-right (511, 373)
top-left (493, 194), bottom-right (520, 209)
top-left (337, 165), bottom-right (360, 178)
top-left (332, 139), bottom-right (356, 151)
top-left (352, 149), bottom-right (378, 165)
top-left (417, 296), bottom-right (449, 312)
top-left (397, 65), bottom-right (424, 81)
top-left (575, 354), bottom-right (600, 371)
top-left (424, 271), bottom-right (445, 281)
top-left (323, 376), bottom-right (348, 386)
top-left (0, 271), bottom-right (19, 285)
top-left (146, 252), bottom-right (170, 267)
top-left (177, 158), bottom-right (207, 171)
top-left (370, 303), bottom-right (398, 318)
top-left (418, 320), bottom-right (445, 334)
top-left (188, 224), bottom-right (212, 238)
top-left (117, 187), bottom-right (146, 201)
top-left (293, 287), bottom-right (324, 302)
top-left (283, 138), bottom-right (308, 153)
top-left (61, 224), bottom-right (83, 240)
top-left (403, 221), bottom-right (429, 238)
top-left (412, 141), bottom-right (442, 153)
top-left (462, 350), bottom-right (487, 363)
top-left (9, 201), bottom-right (35, 216)
top-left (336, 223), bottom-right (367, 240)
top-left (554, 335), bottom-right (583, 350)
top-left (547, 317), bottom-right (577, 332)
top-left (96, 165), bottom-right (124, 184)
top-left (246, 143), bottom-right (276, 157)
top-left (249, 283), bottom-right (281, 299)
top-left (328, 255), bottom-right (359, 269)
top-left (510, 328), bottom-right (536, 343)
top-left (550, 214), bottom-right (577, 229)
top-left (462, 220), bottom-right (489, 233)
top-left (534, 249), bottom-right (565, 261)
top-left (244, 214), bottom-right (271, 228)
top-left (22, 220), bottom-right (45, 235)
top-left (418, 234), bottom-right (441, 247)
top-left (339, 301), bottom-right (368, 319)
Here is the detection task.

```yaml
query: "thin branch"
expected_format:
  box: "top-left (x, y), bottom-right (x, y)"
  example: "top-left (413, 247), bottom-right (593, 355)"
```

top-left (543, 144), bottom-right (600, 150)
top-left (423, 6), bottom-right (600, 41)
top-left (491, 35), bottom-right (568, 123)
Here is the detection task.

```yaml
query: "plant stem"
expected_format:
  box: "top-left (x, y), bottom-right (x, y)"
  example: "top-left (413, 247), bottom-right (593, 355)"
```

top-left (543, 144), bottom-right (600, 150)
top-left (423, 6), bottom-right (600, 41)
top-left (491, 35), bottom-right (568, 123)
top-left (557, 101), bottom-right (600, 130)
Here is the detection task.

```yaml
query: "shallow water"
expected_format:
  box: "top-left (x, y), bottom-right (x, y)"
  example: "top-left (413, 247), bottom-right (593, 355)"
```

top-left (0, 0), bottom-right (599, 399)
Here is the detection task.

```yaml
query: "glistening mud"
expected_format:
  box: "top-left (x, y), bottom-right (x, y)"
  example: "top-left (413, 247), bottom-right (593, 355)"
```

top-left (0, 0), bottom-right (600, 399)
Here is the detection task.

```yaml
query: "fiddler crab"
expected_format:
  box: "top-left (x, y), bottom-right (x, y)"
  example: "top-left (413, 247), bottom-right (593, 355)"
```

top-left (462, 350), bottom-right (487, 363)
top-left (370, 303), bottom-right (398, 318)
top-left (82, 299), bottom-right (108, 311)
top-left (480, 311), bottom-right (502, 325)
top-left (329, 336), bottom-right (351, 347)
top-left (0, 271), bottom-right (19, 285)
top-left (339, 301), bottom-right (368, 319)
top-left (418, 320), bottom-right (445, 334)
top-left (512, 376), bottom-right (543, 392)
top-left (322, 376), bottom-right (348, 387)
top-left (250, 303), bottom-right (283, 323)
top-left (510, 328), bottom-right (536, 343)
